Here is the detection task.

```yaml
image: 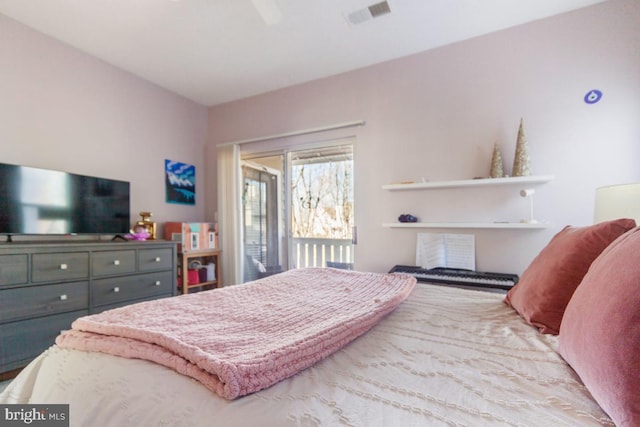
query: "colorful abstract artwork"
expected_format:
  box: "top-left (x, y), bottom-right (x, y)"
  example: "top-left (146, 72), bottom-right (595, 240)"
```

top-left (165, 159), bottom-right (195, 205)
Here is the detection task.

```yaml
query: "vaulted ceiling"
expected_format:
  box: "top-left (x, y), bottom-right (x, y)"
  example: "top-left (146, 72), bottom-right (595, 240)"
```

top-left (0, 0), bottom-right (605, 106)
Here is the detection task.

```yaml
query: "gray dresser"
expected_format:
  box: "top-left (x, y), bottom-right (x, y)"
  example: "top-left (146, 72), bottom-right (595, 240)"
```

top-left (0, 240), bottom-right (178, 374)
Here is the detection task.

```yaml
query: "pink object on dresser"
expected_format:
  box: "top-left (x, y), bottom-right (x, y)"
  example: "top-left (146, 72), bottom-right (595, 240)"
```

top-left (56, 268), bottom-right (416, 399)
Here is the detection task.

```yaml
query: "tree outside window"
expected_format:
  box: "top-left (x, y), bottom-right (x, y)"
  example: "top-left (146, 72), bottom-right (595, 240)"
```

top-left (291, 157), bottom-right (353, 239)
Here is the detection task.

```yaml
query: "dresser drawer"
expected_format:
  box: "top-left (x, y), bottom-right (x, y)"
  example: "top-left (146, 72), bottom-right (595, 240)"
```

top-left (93, 250), bottom-right (136, 277)
top-left (0, 309), bottom-right (87, 372)
top-left (0, 254), bottom-right (28, 286)
top-left (0, 281), bottom-right (88, 323)
top-left (32, 252), bottom-right (89, 282)
top-left (92, 271), bottom-right (174, 307)
top-left (138, 248), bottom-right (173, 272)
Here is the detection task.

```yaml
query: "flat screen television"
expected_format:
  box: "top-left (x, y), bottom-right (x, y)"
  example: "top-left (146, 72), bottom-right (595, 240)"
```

top-left (0, 162), bottom-right (130, 236)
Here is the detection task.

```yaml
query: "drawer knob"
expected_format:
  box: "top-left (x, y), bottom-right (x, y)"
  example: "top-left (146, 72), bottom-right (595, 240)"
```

top-left (155, 281), bottom-right (161, 286)
top-left (59, 264), bottom-right (68, 270)
top-left (113, 287), bottom-right (120, 293)
top-left (114, 260), bottom-right (120, 266)
top-left (155, 257), bottom-right (161, 262)
top-left (60, 294), bottom-right (68, 301)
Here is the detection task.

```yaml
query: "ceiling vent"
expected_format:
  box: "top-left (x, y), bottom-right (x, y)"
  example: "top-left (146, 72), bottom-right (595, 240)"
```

top-left (345, 1), bottom-right (391, 26)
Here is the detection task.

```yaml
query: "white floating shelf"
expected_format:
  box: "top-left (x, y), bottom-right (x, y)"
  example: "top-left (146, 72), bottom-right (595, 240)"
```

top-left (382, 175), bottom-right (554, 191)
top-left (382, 222), bottom-right (551, 229)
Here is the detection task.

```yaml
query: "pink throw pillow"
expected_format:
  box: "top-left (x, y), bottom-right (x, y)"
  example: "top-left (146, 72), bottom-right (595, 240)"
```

top-left (559, 226), bottom-right (640, 426)
top-left (504, 218), bottom-right (635, 334)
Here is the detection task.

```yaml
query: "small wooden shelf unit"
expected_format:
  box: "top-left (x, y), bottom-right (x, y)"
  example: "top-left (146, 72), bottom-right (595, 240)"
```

top-left (179, 249), bottom-right (221, 294)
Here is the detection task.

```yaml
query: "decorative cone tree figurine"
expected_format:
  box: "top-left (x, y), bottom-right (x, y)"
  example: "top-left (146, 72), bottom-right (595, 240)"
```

top-left (490, 143), bottom-right (504, 178)
top-left (512, 118), bottom-right (532, 176)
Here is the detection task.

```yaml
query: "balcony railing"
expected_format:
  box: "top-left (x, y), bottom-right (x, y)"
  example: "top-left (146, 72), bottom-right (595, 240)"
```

top-left (291, 237), bottom-right (353, 269)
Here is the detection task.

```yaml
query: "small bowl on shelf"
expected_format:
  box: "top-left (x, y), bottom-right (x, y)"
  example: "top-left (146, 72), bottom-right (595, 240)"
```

top-left (398, 214), bottom-right (418, 223)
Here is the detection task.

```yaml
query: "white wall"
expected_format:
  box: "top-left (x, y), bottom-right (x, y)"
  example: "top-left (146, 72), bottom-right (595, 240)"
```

top-left (0, 14), bottom-right (209, 236)
top-left (207, 0), bottom-right (640, 275)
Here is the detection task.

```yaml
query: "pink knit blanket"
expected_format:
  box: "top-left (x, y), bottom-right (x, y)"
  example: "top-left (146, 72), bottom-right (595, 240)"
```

top-left (56, 267), bottom-right (416, 399)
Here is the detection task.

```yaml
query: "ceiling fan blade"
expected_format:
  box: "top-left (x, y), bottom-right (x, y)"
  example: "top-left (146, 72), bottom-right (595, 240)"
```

top-left (251, 0), bottom-right (283, 25)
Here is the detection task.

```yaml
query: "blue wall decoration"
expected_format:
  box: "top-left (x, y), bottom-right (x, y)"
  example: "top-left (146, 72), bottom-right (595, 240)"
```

top-left (584, 89), bottom-right (603, 104)
top-left (165, 159), bottom-right (195, 205)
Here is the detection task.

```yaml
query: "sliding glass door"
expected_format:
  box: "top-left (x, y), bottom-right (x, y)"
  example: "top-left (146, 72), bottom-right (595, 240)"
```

top-left (240, 140), bottom-right (355, 282)
top-left (287, 143), bottom-right (355, 270)
top-left (241, 158), bottom-right (283, 282)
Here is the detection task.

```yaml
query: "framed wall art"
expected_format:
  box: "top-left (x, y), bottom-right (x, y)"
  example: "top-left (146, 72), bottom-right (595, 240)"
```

top-left (165, 159), bottom-right (195, 205)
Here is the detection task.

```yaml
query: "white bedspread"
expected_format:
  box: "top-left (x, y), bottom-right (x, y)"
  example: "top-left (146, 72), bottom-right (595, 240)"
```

top-left (1, 283), bottom-right (613, 427)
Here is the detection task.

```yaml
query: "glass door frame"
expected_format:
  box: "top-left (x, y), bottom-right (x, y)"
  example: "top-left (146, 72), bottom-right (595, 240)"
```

top-left (240, 158), bottom-right (286, 281)
top-left (240, 137), bottom-right (356, 278)
top-left (285, 139), bottom-right (355, 270)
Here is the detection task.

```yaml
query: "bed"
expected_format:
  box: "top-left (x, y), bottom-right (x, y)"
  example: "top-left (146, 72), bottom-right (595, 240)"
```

top-left (2, 220), bottom-right (639, 426)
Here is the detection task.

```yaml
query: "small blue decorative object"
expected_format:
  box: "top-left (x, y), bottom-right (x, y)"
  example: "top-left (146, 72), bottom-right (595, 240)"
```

top-left (398, 214), bottom-right (418, 223)
top-left (584, 89), bottom-right (603, 105)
